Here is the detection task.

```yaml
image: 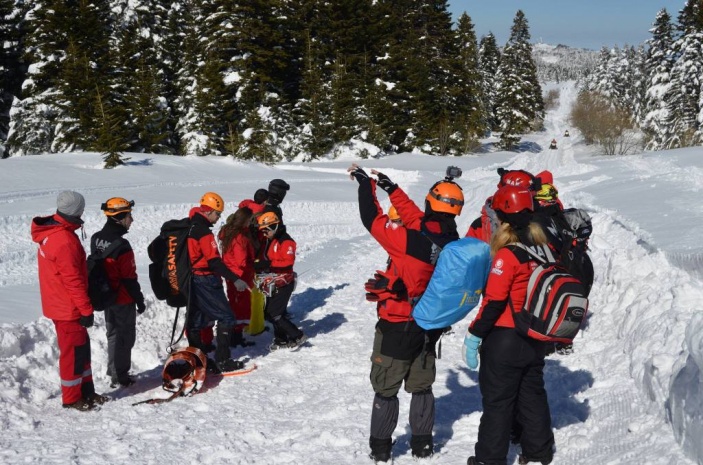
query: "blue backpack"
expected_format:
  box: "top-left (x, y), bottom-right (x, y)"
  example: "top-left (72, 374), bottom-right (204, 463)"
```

top-left (412, 237), bottom-right (491, 330)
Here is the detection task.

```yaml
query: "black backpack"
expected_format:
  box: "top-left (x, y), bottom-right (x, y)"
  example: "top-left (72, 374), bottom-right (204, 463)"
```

top-left (87, 239), bottom-right (123, 311)
top-left (559, 208), bottom-right (594, 296)
top-left (147, 218), bottom-right (193, 308)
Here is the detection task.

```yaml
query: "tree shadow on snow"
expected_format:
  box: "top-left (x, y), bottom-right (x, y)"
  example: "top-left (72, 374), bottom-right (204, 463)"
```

top-left (287, 284), bottom-right (350, 339)
top-left (124, 158), bottom-right (153, 166)
top-left (289, 283), bottom-right (349, 320)
top-left (515, 140), bottom-right (542, 153)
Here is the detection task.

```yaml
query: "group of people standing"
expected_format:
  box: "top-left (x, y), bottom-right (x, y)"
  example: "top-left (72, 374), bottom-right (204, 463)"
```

top-left (31, 179), bottom-right (305, 411)
top-left (349, 164), bottom-right (592, 465)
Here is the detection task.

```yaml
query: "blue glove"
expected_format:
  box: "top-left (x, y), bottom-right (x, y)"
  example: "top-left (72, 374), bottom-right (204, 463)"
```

top-left (462, 333), bottom-right (482, 370)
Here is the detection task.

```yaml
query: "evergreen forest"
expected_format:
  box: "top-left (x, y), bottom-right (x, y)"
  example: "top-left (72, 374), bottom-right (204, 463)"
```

top-left (0, 0), bottom-right (545, 163)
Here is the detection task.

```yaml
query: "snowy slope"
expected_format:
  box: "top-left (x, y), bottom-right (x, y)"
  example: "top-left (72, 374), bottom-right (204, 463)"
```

top-left (0, 81), bottom-right (701, 464)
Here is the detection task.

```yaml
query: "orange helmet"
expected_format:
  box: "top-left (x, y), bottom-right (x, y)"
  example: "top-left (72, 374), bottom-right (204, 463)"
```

top-left (101, 197), bottom-right (134, 216)
top-left (200, 192), bottom-right (224, 212)
top-left (388, 206), bottom-right (400, 222)
top-left (257, 211), bottom-right (280, 230)
top-left (426, 181), bottom-right (464, 215)
top-left (491, 185), bottom-right (534, 213)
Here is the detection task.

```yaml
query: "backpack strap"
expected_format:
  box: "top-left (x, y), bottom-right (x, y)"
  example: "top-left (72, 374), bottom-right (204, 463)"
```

top-left (510, 242), bottom-right (556, 264)
top-left (96, 238), bottom-right (124, 259)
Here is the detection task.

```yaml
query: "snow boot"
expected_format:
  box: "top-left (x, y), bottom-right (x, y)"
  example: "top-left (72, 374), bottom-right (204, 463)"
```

top-left (63, 398), bottom-right (97, 412)
top-left (555, 343), bottom-right (573, 355)
top-left (518, 452), bottom-right (553, 465)
top-left (369, 436), bottom-right (392, 463)
top-left (287, 334), bottom-right (308, 349)
top-left (410, 434), bottom-right (433, 458)
top-left (216, 358), bottom-right (245, 373)
top-left (230, 331), bottom-right (255, 348)
top-left (269, 337), bottom-right (289, 351)
top-left (215, 325), bottom-right (234, 362)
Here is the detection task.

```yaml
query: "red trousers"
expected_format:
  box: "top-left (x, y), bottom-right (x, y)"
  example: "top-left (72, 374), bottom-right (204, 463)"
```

top-left (227, 284), bottom-right (252, 333)
top-left (54, 319), bottom-right (94, 404)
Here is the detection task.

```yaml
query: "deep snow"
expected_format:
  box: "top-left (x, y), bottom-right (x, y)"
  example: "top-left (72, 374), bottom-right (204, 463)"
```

top-left (0, 81), bottom-right (701, 464)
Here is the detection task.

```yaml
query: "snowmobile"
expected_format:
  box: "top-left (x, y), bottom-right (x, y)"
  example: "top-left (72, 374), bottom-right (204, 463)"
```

top-left (549, 139), bottom-right (557, 150)
top-left (564, 130), bottom-right (570, 137)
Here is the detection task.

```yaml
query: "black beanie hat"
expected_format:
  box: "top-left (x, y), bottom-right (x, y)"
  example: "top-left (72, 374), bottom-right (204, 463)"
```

top-left (254, 189), bottom-right (269, 204)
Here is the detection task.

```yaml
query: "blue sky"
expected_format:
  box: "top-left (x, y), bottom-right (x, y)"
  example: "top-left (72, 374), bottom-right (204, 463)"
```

top-left (448, 0), bottom-right (685, 50)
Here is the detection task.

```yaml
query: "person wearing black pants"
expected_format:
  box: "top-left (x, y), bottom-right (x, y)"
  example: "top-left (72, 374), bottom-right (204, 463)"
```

top-left (464, 185), bottom-right (555, 465)
top-left (255, 211), bottom-right (305, 349)
top-left (91, 197), bottom-right (146, 388)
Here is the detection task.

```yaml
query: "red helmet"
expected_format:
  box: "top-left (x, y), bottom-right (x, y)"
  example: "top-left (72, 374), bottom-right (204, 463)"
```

top-left (497, 169), bottom-right (536, 189)
top-left (491, 185), bottom-right (534, 213)
top-left (536, 170), bottom-right (554, 185)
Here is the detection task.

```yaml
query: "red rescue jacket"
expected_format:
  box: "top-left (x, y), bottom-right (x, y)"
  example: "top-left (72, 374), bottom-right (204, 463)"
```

top-left (469, 244), bottom-right (540, 337)
top-left (222, 233), bottom-right (256, 287)
top-left (359, 180), bottom-right (457, 323)
top-left (31, 214), bottom-right (92, 320)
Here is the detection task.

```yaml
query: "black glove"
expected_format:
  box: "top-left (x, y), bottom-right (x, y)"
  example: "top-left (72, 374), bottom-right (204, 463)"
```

top-left (348, 165), bottom-right (369, 183)
top-left (375, 171), bottom-right (397, 194)
top-left (254, 260), bottom-right (271, 272)
top-left (137, 300), bottom-right (146, 314)
top-left (79, 314), bottom-right (94, 328)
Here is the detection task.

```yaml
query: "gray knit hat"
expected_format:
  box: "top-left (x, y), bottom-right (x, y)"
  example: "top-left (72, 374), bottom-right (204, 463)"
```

top-left (56, 190), bottom-right (85, 217)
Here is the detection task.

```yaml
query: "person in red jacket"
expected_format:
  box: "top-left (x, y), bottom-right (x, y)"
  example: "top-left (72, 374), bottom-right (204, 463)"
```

top-left (220, 206), bottom-right (256, 347)
top-left (30, 191), bottom-right (109, 411)
top-left (348, 164), bottom-right (463, 462)
top-left (90, 197), bottom-right (146, 388)
top-left (464, 185), bottom-right (555, 465)
top-left (186, 192), bottom-right (249, 373)
top-left (254, 211), bottom-right (306, 350)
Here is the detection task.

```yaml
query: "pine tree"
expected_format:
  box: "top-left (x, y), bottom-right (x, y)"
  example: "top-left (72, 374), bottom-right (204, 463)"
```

top-left (495, 10), bottom-right (543, 149)
top-left (0, 0), bottom-right (28, 158)
top-left (52, 0), bottom-right (113, 152)
top-left (478, 33), bottom-right (501, 131)
top-left (641, 9), bottom-right (675, 150)
top-left (452, 13), bottom-right (487, 153)
top-left (661, 0), bottom-right (703, 148)
top-left (110, 1), bottom-right (174, 154)
top-left (94, 85), bottom-right (129, 168)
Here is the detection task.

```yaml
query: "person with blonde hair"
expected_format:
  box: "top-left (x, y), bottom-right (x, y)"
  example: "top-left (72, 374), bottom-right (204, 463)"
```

top-left (465, 185), bottom-right (555, 465)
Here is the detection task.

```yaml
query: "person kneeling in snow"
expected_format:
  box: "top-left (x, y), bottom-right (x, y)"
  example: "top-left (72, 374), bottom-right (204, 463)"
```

top-left (254, 212), bottom-right (306, 350)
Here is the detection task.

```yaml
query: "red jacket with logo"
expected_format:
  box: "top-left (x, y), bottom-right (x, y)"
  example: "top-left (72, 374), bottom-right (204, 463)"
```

top-left (469, 244), bottom-right (540, 337)
top-left (262, 233), bottom-right (296, 272)
top-left (31, 214), bottom-right (93, 320)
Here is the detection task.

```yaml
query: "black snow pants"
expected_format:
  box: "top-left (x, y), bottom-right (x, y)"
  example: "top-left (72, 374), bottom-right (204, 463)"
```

top-left (475, 327), bottom-right (554, 465)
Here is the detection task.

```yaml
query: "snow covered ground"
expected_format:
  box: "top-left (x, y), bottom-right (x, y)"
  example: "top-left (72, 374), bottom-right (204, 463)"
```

top-left (1, 81), bottom-right (702, 464)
